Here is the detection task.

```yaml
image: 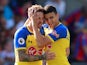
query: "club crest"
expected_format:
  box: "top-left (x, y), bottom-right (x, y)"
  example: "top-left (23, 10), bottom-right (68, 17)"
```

top-left (52, 30), bottom-right (59, 38)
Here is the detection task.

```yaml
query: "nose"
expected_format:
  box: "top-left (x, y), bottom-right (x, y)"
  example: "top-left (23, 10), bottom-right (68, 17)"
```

top-left (46, 19), bottom-right (51, 24)
top-left (48, 19), bottom-right (51, 22)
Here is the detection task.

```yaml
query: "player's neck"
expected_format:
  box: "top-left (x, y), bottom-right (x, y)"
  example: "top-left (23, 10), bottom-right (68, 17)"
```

top-left (54, 21), bottom-right (59, 28)
top-left (27, 23), bottom-right (33, 33)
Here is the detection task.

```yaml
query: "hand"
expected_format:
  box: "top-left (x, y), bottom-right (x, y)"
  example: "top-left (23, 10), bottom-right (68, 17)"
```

top-left (30, 12), bottom-right (38, 33)
top-left (45, 50), bottom-right (56, 60)
top-left (31, 12), bottom-right (38, 26)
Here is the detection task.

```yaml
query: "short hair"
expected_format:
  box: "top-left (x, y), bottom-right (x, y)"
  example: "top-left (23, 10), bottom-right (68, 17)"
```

top-left (44, 5), bottom-right (57, 14)
top-left (24, 5), bottom-right (44, 26)
top-left (28, 5), bottom-right (45, 17)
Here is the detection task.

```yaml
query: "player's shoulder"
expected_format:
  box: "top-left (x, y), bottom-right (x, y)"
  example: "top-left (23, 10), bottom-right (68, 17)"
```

top-left (55, 23), bottom-right (68, 31)
top-left (54, 23), bottom-right (69, 39)
top-left (14, 26), bottom-right (29, 37)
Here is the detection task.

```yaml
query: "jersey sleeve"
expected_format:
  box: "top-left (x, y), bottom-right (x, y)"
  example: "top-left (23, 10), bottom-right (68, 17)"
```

top-left (14, 27), bottom-right (29, 49)
top-left (48, 26), bottom-right (68, 41)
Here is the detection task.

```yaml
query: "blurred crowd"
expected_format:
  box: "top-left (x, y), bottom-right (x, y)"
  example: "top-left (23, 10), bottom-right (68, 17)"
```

top-left (0, 0), bottom-right (87, 65)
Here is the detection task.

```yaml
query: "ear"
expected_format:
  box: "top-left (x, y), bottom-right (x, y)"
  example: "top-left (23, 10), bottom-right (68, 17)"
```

top-left (56, 13), bottom-right (59, 19)
top-left (56, 13), bottom-right (59, 17)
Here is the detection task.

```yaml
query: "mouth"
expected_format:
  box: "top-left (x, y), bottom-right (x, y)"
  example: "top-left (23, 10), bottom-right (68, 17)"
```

top-left (38, 22), bottom-right (42, 27)
top-left (49, 24), bottom-right (52, 26)
top-left (38, 22), bottom-right (42, 25)
top-left (49, 24), bottom-right (53, 28)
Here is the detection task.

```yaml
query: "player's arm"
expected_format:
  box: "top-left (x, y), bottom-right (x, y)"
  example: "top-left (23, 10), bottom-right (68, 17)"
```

top-left (18, 49), bottom-right (55, 62)
top-left (32, 14), bottom-right (52, 48)
top-left (14, 28), bottom-right (55, 62)
top-left (33, 24), bottom-right (52, 47)
top-left (66, 47), bottom-right (70, 57)
top-left (44, 26), bottom-right (70, 57)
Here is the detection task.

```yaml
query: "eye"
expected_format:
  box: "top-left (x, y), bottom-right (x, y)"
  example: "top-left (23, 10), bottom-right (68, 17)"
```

top-left (45, 18), bottom-right (48, 21)
top-left (50, 16), bottom-right (53, 19)
top-left (38, 17), bottom-right (40, 19)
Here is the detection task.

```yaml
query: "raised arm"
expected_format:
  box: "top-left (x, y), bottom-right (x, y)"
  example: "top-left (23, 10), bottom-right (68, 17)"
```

top-left (32, 13), bottom-right (52, 48)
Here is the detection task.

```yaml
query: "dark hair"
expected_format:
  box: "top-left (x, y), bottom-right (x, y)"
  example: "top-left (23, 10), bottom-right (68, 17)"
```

top-left (44, 5), bottom-right (57, 14)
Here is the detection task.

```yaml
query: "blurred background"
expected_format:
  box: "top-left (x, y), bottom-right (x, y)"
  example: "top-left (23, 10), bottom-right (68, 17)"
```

top-left (0, 0), bottom-right (87, 65)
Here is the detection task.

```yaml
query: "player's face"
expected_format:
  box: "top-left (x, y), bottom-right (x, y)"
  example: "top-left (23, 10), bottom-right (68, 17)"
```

top-left (36, 12), bottom-right (44, 28)
top-left (45, 12), bottom-right (58, 29)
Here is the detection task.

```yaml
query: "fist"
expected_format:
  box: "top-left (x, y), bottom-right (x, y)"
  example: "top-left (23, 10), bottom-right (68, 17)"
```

top-left (45, 50), bottom-right (56, 60)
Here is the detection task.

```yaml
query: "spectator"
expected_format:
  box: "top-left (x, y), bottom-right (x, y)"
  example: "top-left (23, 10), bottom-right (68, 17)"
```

top-left (63, 3), bottom-right (87, 43)
top-left (2, 39), bottom-right (15, 65)
top-left (0, 15), bottom-right (9, 48)
top-left (0, 0), bottom-right (14, 29)
top-left (14, 9), bottom-right (25, 30)
top-left (73, 23), bottom-right (87, 62)
top-left (12, 0), bottom-right (37, 18)
top-left (0, 45), bottom-right (4, 65)
top-left (63, 2), bottom-right (87, 63)
top-left (0, 0), bottom-right (13, 20)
